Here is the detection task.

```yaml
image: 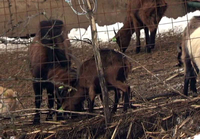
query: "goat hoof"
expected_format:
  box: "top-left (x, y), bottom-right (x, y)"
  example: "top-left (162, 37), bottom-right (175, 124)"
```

top-left (135, 47), bottom-right (140, 54)
top-left (123, 107), bottom-right (128, 112)
top-left (57, 113), bottom-right (64, 121)
top-left (33, 119), bottom-right (40, 124)
top-left (46, 115), bottom-right (53, 121)
top-left (33, 114), bottom-right (40, 124)
top-left (111, 109), bottom-right (117, 114)
top-left (57, 117), bottom-right (64, 121)
top-left (122, 48), bottom-right (127, 53)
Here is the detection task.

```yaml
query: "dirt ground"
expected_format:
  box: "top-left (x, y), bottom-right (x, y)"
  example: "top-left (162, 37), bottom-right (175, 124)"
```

top-left (1, 30), bottom-right (198, 138)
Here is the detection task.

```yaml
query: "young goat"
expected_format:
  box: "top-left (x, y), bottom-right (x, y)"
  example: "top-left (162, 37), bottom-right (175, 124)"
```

top-left (114, 0), bottom-right (167, 53)
top-left (0, 86), bottom-right (18, 114)
top-left (181, 16), bottom-right (200, 96)
top-left (29, 20), bottom-right (72, 124)
top-left (47, 67), bottom-right (78, 120)
top-left (62, 49), bottom-right (132, 114)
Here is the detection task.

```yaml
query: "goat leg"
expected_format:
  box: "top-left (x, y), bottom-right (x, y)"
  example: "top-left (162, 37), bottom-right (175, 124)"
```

top-left (88, 86), bottom-right (96, 113)
top-left (135, 28), bottom-right (141, 54)
top-left (149, 28), bottom-right (157, 50)
top-left (56, 89), bottom-right (65, 121)
top-left (33, 83), bottom-right (43, 124)
top-left (190, 68), bottom-right (198, 93)
top-left (144, 26), bottom-right (150, 45)
top-left (123, 86), bottom-right (130, 112)
top-left (112, 89), bottom-right (121, 113)
top-left (108, 79), bottom-right (130, 112)
top-left (183, 71), bottom-right (191, 96)
top-left (190, 78), bottom-right (197, 93)
top-left (46, 84), bottom-right (55, 121)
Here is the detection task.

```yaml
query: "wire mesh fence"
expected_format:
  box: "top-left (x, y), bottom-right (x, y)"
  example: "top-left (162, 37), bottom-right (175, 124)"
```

top-left (1, 0), bottom-right (200, 138)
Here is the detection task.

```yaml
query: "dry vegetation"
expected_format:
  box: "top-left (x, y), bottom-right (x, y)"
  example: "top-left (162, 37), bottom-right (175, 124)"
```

top-left (0, 29), bottom-right (200, 139)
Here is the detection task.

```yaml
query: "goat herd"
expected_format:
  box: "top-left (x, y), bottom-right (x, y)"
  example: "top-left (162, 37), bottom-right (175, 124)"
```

top-left (1, 0), bottom-right (200, 125)
top-left (29, 20), bottom-right (132, 124)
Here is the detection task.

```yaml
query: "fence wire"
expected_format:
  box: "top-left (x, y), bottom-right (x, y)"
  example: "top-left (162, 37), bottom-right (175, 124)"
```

top-left (0, 0), bottom-right (200, 139)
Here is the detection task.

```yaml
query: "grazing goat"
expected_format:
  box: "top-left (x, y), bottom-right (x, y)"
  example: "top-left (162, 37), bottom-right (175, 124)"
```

top-left (114, 0), bottom-right (167, 53)
top-left (181, 16), bottom-right (200, 96)
top-left (47, 67), bottom-right (78, 119)
top-left (29, 19), bottom-right (72, 124)
top-left (0, 86), bottom-right (18, 113)
top-left (62, 49), bottom-right (132, 114)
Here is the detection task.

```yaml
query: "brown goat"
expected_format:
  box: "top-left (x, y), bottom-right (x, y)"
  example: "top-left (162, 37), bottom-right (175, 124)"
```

top-left (62, 49), bottom-right (132, 114)
top-left (180, 16), bottom-right (200, 96)
top-left (47, 67), bottom-right (78, 120)
top-left (115, 0), bottom-right (167, 53)
top-left (29, 20), bottom-right (72, 124)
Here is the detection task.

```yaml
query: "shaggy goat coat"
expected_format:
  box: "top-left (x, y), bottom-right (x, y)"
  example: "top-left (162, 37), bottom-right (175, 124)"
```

top-left (181, 16), bottom-right (200, 96)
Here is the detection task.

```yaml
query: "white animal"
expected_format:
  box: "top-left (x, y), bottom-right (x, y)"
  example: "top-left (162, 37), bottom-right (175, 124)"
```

top-left (181, 16), bottom-right (200, 96)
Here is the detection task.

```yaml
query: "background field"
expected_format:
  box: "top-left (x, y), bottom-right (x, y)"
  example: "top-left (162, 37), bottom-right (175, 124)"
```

top-left (1, 9), bottom-right (200, 139)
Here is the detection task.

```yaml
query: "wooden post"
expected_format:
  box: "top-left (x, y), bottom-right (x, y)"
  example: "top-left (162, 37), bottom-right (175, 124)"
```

top-left (85, 0), bottom-right (111, 125)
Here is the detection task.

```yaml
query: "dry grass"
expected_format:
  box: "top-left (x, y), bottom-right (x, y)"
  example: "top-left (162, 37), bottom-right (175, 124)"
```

top-left (1, 29), bottom-right (200, 138)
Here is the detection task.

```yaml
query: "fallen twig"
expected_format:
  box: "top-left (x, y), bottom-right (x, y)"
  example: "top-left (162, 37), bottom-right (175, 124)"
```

top-left (165, 71), bottom-right (184, 82)
top-left (70, 37), bottom-right (92, 45)
top-left (141, 122), bottom-right (148, 139)
top-left (114, 96), bottom-right (200, 118)
top-left (131, 66), bottom-right (143, 71)
top-left (144, 91), bottom-right (179, 101)
top-left (111, 119), bottom-right (122, 139)
top-left (126, 122), bottom-right (133, 139)
top-left (44, 133), bottom-right (56, 139)
top-left (0, 108), bottom-right (104, 121)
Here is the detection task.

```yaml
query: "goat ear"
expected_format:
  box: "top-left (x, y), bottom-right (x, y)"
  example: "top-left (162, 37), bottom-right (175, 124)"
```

top-left (109, 28), bottom-right (117, 42)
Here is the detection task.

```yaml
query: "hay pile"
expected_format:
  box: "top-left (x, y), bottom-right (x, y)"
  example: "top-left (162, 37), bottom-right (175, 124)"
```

top-left (1, 94), bottom-right (200, 139)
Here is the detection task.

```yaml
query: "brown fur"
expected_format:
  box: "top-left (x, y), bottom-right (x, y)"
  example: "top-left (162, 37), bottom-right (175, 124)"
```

top-left (29, 20), bottom-right (72, 124)
top-left (115, 0), bottom-right (167, 53)
top-left (62, 49), bottom-right (132, 113)
top-left (29, 21), bottom-right (71, 76)
top-left (47, 67), bottom-right (77, 104)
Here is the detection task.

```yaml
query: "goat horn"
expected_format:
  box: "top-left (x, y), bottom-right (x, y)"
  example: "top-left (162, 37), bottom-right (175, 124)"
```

top-left (109, 28), bottom-right (117, 42)
top-left (113, 28), bottom-right (117, 35)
